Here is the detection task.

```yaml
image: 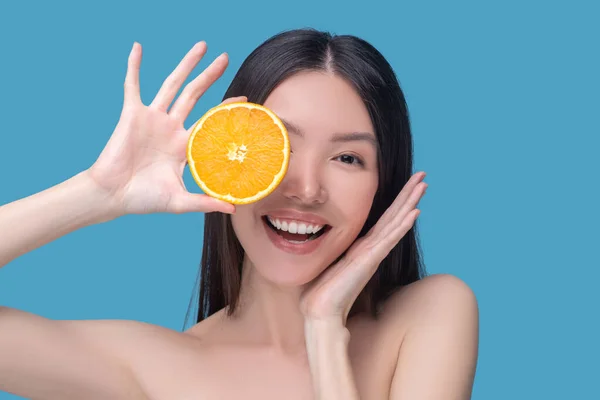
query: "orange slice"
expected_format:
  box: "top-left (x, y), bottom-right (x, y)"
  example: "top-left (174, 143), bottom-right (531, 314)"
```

top-left (186, 102), bottom-right (290, 204)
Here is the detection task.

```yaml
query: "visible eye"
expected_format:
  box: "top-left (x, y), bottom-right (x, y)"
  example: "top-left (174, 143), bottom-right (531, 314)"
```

top-left (336, 154), bottom-right (364, 166)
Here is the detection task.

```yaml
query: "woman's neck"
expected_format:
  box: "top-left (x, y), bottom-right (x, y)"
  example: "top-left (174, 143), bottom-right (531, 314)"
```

top-left (228, 258), bottom-right (308, 354)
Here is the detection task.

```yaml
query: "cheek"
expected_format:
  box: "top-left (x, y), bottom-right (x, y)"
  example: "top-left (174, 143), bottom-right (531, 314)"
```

top-left (230, 205), bottom-right (258, 243)
top-left (330, 171), bottom-right (378, 225)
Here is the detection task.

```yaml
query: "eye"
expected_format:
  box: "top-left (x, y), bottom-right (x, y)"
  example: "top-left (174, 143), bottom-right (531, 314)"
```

top-left (336, 154), bottom-right (364, 166)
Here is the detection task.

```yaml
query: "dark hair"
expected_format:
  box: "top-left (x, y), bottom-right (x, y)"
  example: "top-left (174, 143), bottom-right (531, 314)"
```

top-left (184, 28), bottom-right (426, 329)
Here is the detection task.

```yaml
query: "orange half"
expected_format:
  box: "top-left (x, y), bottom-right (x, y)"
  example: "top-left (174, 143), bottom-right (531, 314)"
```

top-left (187, 102), bottom-right (290, 204)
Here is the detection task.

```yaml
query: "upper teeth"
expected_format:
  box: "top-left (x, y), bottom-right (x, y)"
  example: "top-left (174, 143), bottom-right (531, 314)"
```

top-left (267, 216), bottom-right (324, 235)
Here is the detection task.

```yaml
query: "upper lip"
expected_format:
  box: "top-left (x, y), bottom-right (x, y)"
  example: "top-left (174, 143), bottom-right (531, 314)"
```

top-left (263, 209), bottom-right (331, 226)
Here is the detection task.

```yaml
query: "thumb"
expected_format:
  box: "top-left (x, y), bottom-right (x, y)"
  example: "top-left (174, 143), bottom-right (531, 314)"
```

top-left (169, 192), bottom-right (236, 214)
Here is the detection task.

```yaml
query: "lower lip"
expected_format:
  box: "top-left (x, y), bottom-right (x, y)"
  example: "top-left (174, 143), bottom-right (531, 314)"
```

top-left (262, 218), bottom-right (328, 255)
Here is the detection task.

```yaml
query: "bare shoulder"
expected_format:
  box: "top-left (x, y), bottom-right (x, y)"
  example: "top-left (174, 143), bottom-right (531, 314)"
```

top-left (379, 274), bottom-right (479, 398)
top-left (348, 274), bottom-right (478, 398)
top-left (382, 273), bottom-right (478, 323)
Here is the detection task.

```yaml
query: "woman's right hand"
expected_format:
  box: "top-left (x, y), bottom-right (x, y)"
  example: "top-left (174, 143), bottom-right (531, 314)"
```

top-left (87, 41), bottom-right (241, 217)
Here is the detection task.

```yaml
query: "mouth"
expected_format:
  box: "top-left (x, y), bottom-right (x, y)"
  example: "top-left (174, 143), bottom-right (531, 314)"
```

top-left (262, 215), bottom-right (331, 244)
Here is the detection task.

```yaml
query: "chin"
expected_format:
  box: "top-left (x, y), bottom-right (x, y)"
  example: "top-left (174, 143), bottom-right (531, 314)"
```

top-left (248, 256), bottom-right (331, 288)
top-left (231, 205), bottom-right (360, 289)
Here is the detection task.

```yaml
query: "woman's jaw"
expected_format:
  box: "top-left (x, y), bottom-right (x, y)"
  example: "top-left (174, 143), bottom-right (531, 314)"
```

top-left (232, 205), bottom-right (343, 288)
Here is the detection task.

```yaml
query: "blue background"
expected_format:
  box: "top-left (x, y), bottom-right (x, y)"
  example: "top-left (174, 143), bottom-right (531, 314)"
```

top-left (1, 0), bottom-right (598, 399)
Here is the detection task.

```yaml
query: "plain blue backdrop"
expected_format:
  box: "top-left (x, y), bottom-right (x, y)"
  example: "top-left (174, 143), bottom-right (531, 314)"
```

top-left (1, 0), bottom-right (598, 399)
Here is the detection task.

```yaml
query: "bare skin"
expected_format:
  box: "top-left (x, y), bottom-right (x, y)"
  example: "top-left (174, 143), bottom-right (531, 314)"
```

top-left (0, 42), bottom-right (478, 400)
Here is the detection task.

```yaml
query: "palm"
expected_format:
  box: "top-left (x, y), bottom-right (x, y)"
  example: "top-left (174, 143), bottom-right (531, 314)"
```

top-left (92, 106), bottom-right (188, 214)
top-left (300, 236), bottom-right (374, 320)
top-left (87, 41), bottom-right (242, 216)
top-left (301, 172), bottom-right (427, 322)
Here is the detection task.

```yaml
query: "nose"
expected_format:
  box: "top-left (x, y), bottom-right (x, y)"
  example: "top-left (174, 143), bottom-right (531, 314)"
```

top-left (279, 155), bottom-right (327, 205)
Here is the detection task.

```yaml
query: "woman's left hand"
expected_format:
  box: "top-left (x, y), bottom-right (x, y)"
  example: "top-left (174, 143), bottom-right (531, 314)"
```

top-left (300, 171), bottom-right (427, 324)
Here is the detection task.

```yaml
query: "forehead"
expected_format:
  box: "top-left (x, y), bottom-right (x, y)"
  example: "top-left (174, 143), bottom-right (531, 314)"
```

top-left (263, 71), bottom-right (374, 136)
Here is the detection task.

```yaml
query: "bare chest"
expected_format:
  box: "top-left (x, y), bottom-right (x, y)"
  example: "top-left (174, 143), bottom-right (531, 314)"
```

top-left (130, 330), bottom-right (396, 400)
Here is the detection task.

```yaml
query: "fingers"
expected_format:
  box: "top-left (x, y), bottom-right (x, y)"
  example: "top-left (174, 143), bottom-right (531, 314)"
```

top-left (332, 175), bottom-right (426, 300)
top-left (187, 96), bottom-right (247, 134)
top-left (220, 96), bottom-right (248, 105)
top-left (169, 52), bottom-right (229, 123)
top-left (399, 179), bottom-right (427, 219)
top-left (369, 172), bottom-right (426, 237)
top-left (383, 180), bottom-right (427, 235)
top-left (371, 208), bottom-right (421, 259)
top-left (391, 172), bottom-right (426, 216)
top-left (169, 192), bottom-right (235, 215)
top-left (354, 206), bottom-right (421, 272)
top-left (124, 42), bottom-right (142, 106)
top-left (173, 96), bottom-right (248, 163)
top-left (150, 42), bottom-right (208, 112)
top-left (362, 175), bottom-right (426, 256)
top-left (187, 96), bottom-right (246, 128)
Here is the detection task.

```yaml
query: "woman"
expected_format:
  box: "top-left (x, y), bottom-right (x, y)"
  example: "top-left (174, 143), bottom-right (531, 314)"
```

top-left (0, 29), bottom-right (478, 399)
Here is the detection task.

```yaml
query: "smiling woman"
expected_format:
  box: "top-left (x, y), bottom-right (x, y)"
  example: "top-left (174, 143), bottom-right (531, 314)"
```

top-left (0, 28), bottom-right (478, 400)
top-left (199, 30), bottom-right (423, 317)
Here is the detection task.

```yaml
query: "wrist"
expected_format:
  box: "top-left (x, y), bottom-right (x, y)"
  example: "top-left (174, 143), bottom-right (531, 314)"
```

top-left (74, 170), bottom-right (124, 224)
top-left (304, 317), bottom-right (349, 342)
top-left (304, 318), bottom-right (358, 400)
top-left (305, 318), bottom-right (350, 361)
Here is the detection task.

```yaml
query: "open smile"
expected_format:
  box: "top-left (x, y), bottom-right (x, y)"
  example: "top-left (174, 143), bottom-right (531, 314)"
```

top-left (261, 215), bottom-right (332, 255)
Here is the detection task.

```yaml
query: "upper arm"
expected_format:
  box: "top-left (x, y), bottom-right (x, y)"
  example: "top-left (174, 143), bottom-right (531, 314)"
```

top-left (0, 306), bottom-right (148, 400)
top-left (388, 274), bottom-right (479, 400)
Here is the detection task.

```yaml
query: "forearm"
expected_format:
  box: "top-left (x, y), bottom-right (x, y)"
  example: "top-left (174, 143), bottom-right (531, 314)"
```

top-left (0, 170), bottom-right (120, 268)
top-left (305, 318), bottom-right (360, 400)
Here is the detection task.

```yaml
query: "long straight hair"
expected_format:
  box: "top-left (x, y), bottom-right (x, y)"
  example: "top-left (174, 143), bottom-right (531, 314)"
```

top-left (184, 28), bottom-right (426, 329)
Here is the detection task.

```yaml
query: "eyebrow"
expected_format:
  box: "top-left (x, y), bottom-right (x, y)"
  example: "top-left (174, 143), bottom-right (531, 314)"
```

top-left (280, 118), bottom-right (378, 148)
